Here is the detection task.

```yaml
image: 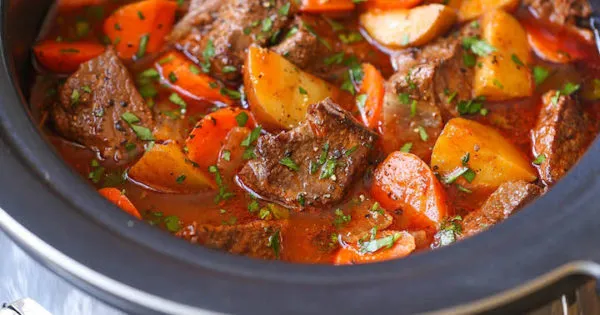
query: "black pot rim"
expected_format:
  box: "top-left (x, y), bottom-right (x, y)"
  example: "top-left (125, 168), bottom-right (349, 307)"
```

top-left (1, 1), bottom-right (600, 314)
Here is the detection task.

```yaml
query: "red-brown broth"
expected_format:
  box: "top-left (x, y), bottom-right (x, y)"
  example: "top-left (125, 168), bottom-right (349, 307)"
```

top-left (30, 1), bottom-right (600, 264)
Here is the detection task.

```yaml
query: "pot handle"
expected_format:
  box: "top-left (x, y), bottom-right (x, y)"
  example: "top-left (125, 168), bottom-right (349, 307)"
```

top-left (0, 298), bottom-right (51, 315)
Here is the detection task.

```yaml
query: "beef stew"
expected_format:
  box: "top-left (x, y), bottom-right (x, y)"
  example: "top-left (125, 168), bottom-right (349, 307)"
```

top-left (29, 0), bottom-right (600, 264)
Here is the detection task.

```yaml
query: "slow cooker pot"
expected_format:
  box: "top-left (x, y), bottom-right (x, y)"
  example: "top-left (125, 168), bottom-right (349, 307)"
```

top-left (2, 0), bottom-right (600, 314)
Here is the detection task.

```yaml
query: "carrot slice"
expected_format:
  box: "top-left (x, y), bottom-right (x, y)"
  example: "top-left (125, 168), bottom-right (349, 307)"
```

top-left (362, 0), bottom-right (422, 10)
top-left (185, 108), bottom-right (256, 170)
top-left (156, 51), bottom-right (233, 107)
top-left (98, 188), bottom-right (142, 219)
top-left (371, 152), bottom-right (449, 234)
top-left (104, 0), bottom-right (177, 59)
top-left (299, 0), bottom-right (355, 13)
top-left (334, 231), bottom-right (416, 265)
top-left (33, 41), bottom-right (105, 73)
top-left (521, 17), bottom-right (593, 64)
top-left (357, 63), bottom-right (384, 130)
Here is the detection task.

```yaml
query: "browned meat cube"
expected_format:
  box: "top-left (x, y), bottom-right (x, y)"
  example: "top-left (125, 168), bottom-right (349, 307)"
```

top-left (194, 220), bottom-right (288, 260)
top-left (173, 0), bottom-right (296, 83)
top-left (532, 90), bottom-right (593, 185)
top-left (272, 15), bottom-right (344, 80)
top-left (461, 181), bottom-right (542, 238)
top-left (382, 25), bottom-right (479, 160)
top-left (237, 98), bottom-right (377, 209)
top-left (51, 48), bottom-right (153, 161)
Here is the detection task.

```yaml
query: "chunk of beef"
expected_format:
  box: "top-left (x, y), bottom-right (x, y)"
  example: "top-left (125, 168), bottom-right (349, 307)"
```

top-left (532, 90), bottom-right (593, 185)
top-left (174, 0), bottom-right (296, 82)
top-left (170, 0), bottom-right (223, 42)
top-left (237, 98), bottom-right (378, 208)
top-left (189, 220), bottom-right (287, 260)
top-left (524, 0), bottom-right (593, 41)
top-left (524, 0), bottom-right (591, 26)
top-left (381, 25), bottom-right (479, 160)
top-left (272, 15), bottom-right (345, 80)
top-left (391, 24), bottom-right (479, 120)
top-left (461, 181), bottom-right (542, 238)
top-left (51, 48), bottom-right (153, 161)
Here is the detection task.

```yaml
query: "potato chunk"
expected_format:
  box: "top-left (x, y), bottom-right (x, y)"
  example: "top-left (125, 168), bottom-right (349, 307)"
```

top-left (431, 118), bottom-right (536, 193)
top-left (458, 0), bottom-right (519, 21)
top-left (474, 9), bottom-right (533, 101)
top-left (244, 45), bottom-right (349, 131)
top-left (360, 4), bottom-right (457, 48)
top-left (129, 142), bottom-right (216, 193)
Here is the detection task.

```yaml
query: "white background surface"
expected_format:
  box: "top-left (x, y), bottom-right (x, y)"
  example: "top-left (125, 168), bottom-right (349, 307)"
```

top-left (0, 230), bottom-right (124, 315)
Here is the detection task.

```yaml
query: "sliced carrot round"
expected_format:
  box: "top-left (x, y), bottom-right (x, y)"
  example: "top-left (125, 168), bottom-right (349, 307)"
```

top-left (104, 0), bottom-right (177, 59)
top-left (371, 152), bottom-right (448, 234)
top-left (156, 51), bottom-right (233, 107)
top-left (33, 41), bottom-right (105, 73)
top-left (185, 108), bottom-right (256, 170)
top-left (98, 187), bottom-right (142, 219)
top-left (357, 63), bottom-right (384, 130)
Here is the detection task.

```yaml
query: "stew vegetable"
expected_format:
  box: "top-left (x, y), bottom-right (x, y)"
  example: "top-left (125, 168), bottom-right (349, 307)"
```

top-left (30, 0), bottom-right (600, 264)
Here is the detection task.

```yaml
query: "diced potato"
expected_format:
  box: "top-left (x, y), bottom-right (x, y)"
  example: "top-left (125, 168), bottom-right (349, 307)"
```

top-left (360, 4), bottom-right (457, 48)
top-left (474, 9), bottom-right (533, 101)
top-left (431, 118), bottom-right (536, 193)
top-left (244, 46), bottom-right (349, 131)
top-left (458, 0), bottom-right (519, 21)
top-left (129, 142), bottom-right (216, 193)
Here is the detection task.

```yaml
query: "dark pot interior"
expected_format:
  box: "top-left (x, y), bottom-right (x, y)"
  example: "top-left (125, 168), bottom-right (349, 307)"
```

top-left (1, 0), bottom-right (600, 314)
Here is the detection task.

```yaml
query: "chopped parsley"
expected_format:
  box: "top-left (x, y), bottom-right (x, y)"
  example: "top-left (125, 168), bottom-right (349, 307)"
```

top-left (222, 65), bottom-right (237, 73)
top-left (279, 2), bottom-right (291, 16)
top-left (358, 232), bottom-right (402, 254)
top-left (169, 93), bottom-right (187, 109)
top-left (268, 230), bottom-right (281, 259)
top-left (333, 208), bottom-right (351, 227)
top-left (463, 52), bottom-right (476, 67)
top-left (164, 215), bottom-right (182, 233)
top-left (417, 126), bottom-right (428, 141)
top-left (220, 87), bottom-right (242, 100)
top-left (356, 93), bottom-right (368, 108)
top-left (433, 216), bottom-right (463, 247)
top-left (208, 165), bottom-right (235, 203)
top-left (532, 66), bottom-right (550, 86)
top-left (324, 52), bottom-right (345, 65)
top-left (462, 37), bottom-right (496, 56)
top-left (175, 175), bottom-right (186, 184)
top-left (221, 150), bottom-right (231, 161)
top-left (398, 93), bottom-right (410, 105)
top-left (457, 96), bottom-right (486, 116)
top-left (511, 54), bottom-right (525, 67)
top-left (400, 142), bottom-right (413, 153)
top-left (338, 32), bottom-right (363, 44)
top-left (241, 126), bottom-right (262, 160)
top-left (279, 156), bottom-right (300, 171)
top-left (299, 86), bottom-right (308, 95)
top-left (533, 154), bottom-right (546, 165)
top-left (70, 89), bottom-right (80, 106)
top-left (201, 40), bottom-right (215, 73)
top-left (344, 145), bottom-right (359, 156)
top-left (236, 111), bottom-right (249, 127)
top-left (320, 159), bottom-right (337, 179)
top-left (136, 34), bottom-right (150, 59)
